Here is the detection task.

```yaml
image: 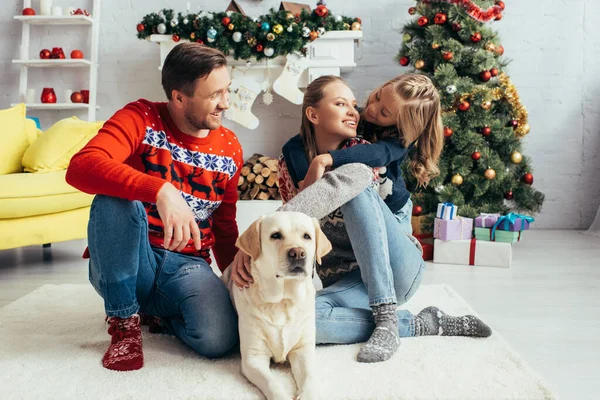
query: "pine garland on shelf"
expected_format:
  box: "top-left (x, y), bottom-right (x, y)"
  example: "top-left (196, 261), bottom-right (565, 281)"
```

top-left (136, 6), bottom-right (361, 61)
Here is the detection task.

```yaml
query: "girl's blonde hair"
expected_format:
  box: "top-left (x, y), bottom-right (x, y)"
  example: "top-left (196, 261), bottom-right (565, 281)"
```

top-left (299, 75), bottom-right (348, 163)
top-left (367, 74), bottom-right (444, 187)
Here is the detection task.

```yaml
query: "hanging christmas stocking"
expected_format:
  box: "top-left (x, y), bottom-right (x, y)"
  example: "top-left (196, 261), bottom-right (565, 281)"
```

top-left (273, 52), bottom-right (308, 105)
top-left (225, 77), bottom-right (261, 130)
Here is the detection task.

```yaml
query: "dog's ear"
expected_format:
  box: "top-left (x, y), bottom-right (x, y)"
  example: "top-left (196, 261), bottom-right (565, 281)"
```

top-left (236, 216), bottom-right (263, 260)
top-left (313, 218), bottom-right (332, 265)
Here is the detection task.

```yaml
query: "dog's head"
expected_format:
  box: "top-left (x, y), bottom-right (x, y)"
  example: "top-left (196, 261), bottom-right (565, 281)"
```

top-left (236, 212), bottom-right (332, 302)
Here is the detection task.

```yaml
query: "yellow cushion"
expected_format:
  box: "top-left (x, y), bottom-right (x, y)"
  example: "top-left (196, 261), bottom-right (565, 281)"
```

top-left (21, 116), bottom-right (104, 173)
top-left (0, 104), bottom-right (28, 175)
top-left (0, 170), bottom-right (93, 218)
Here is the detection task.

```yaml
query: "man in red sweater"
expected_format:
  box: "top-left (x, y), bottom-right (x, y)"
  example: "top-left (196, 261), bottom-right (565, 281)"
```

top-left (67, 43), bottom-right (250, 371)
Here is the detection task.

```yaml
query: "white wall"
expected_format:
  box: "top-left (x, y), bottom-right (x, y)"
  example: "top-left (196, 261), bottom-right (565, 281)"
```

top-left (2, 0), bottom-right (599, 229)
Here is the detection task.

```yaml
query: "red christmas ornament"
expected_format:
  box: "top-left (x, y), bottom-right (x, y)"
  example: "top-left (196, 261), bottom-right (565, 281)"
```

top-left (172, 34), bottom-right (180, 42)
top-left (523, 173), bottom-right (534, 185)
top-left (136, 23), bottom-right (145, 32)
top-left (504, 190), bottom-right (514, 200)
top-left (444, 127), bottom-right (453, 138)
top-left (412, 205), bottom-right (423, 216)
top-left (40, 49), bottom-right (51, 59)
top-left (196, 39), bottom-right (204, 44)
top-left (508, 119), bottom-right (518, 128)
top-left (51, 47), bottom-right (65, 59)
top-left (458, 101), bottom-right (470, 112)
top-left (315, 5), bottom-right (329, 18)
top-left (472, 151), bottom-right (481, 161)
top-left (222, 17), bottom-right (231, 26)
top-left (443, 51), bottom-right (453, 61)
top-left (482, 127), bottom-right (491, 136)
top-left (490, 67), bottom-right (499, 77)
top-left (452, 23), bottom-right (462, 31)
top-left (355, 18), bottom-right (362, 24)
top-left (408, 7), bottom-right (416, 15)
top-left (496, 45), bottom-right (505, 55)
top-left (399, 56), bottom-right (410, 66)
top-left (471, 32), bottom-right (482, 43)
top-left (496, 1), bottom-right (506, 11)
top-left (480, 70), bottom-right (492, 82)
top-left (70, 50), bottom-right (84, 59)
top-left (22, 7), bottom-right (36, 15)
top-left (70, 91), bottom-right (83, 103)
top-left (495, 13), bottom-right (503, 21)
top-left (434, 13), bottom-right (447, 25)
top-left (41, 88), bottom-right (57, 104)
top-left (418, 16), bottom-right (429, 27)
top-left (256, 44), bottom-right (264, 52)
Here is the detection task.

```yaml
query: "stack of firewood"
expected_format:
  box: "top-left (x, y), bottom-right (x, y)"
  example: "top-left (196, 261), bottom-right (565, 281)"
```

top-left (237, 154), bottom-right (281, 200)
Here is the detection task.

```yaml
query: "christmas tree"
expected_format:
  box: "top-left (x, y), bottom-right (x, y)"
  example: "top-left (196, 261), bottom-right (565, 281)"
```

top-left (397, 0), bottom-right (544, 219)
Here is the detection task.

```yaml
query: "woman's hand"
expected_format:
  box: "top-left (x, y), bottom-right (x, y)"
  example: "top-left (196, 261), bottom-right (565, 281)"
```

top-left (302, 154), bottom-right (333, 189)
top-left (230, 250), bottom-right (253, 289)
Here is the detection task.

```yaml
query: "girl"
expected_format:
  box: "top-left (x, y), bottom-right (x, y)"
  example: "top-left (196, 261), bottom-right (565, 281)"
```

top-left (232, 75), bottom-right (491, 364)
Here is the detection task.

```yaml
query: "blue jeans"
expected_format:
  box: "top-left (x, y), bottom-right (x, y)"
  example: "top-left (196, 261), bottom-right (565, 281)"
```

top-left (316, 188), bottom-right (425, 344)
top-left (87, 195), bottom-right (238, 358)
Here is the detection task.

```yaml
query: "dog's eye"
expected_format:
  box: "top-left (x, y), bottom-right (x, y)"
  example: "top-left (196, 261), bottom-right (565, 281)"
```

top-left (303, 233), bottom-right (311, 240)
top-left (270, 232), bottom-right (282, 240)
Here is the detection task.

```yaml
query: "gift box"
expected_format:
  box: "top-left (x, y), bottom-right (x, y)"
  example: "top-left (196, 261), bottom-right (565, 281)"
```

top-left (436, 202), bottom-right (457, 220)
top-left (474, 213), bottom-right (501, 228)
top-left (433, 217), bottom-right (473, 241)
top-left (414, 233), bottom-right (434, 261)
top-left (474, 227), bottom-right (523, 243)
top-left (493, 212), bottom-right (534, 232)
top-left (411, 215), bottom-right (433, 235)
top-left (433, 238), bottom-right (512, 268)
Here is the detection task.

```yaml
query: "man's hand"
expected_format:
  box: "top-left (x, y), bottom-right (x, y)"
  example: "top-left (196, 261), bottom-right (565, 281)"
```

top-left (231, 250), bottom-right (252, 289)
top-left (303, 154), bottom-right (333, 189)
top-left (156, 182), bottom-right (201, 252)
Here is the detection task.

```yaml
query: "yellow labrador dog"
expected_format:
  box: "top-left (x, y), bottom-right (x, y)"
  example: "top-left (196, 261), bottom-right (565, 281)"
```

top-left (222, 212), bottom-right (331, 400)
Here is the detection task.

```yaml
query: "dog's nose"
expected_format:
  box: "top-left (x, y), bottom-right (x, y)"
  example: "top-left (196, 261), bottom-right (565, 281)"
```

top-left (288, 247), bottom-right (306, 260)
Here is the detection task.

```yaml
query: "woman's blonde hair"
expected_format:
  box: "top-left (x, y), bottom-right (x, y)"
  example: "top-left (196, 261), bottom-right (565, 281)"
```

top-left (299, 75), bottom-right (348, 163)
top-left (367, 74), bottom-right (444, 187)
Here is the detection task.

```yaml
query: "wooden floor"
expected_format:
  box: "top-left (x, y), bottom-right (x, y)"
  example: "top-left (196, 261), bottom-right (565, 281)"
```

top-left (1, 230), bottom-right (599, 399)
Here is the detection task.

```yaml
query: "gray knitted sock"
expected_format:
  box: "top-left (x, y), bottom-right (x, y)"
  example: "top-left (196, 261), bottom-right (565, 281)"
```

top-left (415, 306), bottom-right (492, 337)
top-left (357, 303), bottom-right (400, 363)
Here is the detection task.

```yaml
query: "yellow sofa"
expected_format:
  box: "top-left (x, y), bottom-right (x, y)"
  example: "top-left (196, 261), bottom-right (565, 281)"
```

top-left (0, 104), bottom-right (102, 251)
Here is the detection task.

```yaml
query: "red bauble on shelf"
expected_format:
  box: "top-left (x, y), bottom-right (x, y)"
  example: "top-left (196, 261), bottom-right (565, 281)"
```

top-left (22, 7), bottom-right (36, 15)
top-left (70, 49), bottom-right (84, 59)
top-left (412, 205), bottom-right (423, 216)
top-left (399, 56), bottom-right (410, 66)
top-left (51, 47), bottom-right (65, 59)
top-left (70, 91), bottom-right (83, 103)
top-left (41, 88), bottom-right (57, 103)
top-left (40, 49), bottom-right (51, 59)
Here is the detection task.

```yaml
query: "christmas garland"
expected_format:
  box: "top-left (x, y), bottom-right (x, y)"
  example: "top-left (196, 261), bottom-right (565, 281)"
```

top-left (421, 0), bottom-right (504, 22)
top-left (136, 5), bottom-right (361, 61)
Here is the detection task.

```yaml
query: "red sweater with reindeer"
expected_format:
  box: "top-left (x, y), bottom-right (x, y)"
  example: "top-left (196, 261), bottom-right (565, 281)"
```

top-left (66, 99), bottom-right (243, 271)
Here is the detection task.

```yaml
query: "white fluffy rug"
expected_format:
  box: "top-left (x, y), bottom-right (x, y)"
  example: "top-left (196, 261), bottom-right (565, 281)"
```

top-left (0, 284), bottom-right (554, 400)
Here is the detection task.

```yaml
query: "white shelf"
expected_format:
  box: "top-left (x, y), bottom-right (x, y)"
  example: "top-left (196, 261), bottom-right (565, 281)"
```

top-left (11, 103), bottom-right (100, 110)
top-left (14, 15), bottom-right (93, 25)
top-left (12, 59), bottom-right (92, 67)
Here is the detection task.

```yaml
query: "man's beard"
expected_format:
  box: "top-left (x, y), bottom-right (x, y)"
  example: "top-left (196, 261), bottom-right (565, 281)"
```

top-left (184, 106), bottom-right (221, 131)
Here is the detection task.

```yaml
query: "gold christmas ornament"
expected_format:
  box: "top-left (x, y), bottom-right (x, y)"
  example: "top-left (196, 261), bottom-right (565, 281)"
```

top-left (190, 32), bottom-right (196, 40)
top-left (484, 168), bottom-right (496, 180)
top-left (415, 60), bottom-right (425, 69)
top-left (267, 33), bottom-right (275, 41)
top-left (481, 100), bottom-right (492, 110)
top-left (247, 37), bottom-right (257, 46)
top-left (521, 123), bottom-right (530, 135)
top-left (351, 22), bottom-right (362, 31)
top-left (343, 22), bottom-right (351, 30)
top-left (485, 42), bottom-right (496, 52)
top-left (510, 151), bottom-right (523, 164)
top-left (273, 24), bottom-right (284, 34)
top-left (432, 42), bottom-right (440, 49)
top-left (403, 33), bottom-right (412, 42)
top-left (228, 23), bottom-right (235, 31)
top-left (451, 173), bottom-right (463, 186)
top-left (286, 11), bottom-right (294, 20)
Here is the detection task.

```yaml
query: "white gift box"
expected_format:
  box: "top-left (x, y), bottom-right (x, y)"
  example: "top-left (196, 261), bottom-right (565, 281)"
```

top-left (436, 202), bottom-right (457, 220)
top-left (433, 239), bottom-right (512, 268)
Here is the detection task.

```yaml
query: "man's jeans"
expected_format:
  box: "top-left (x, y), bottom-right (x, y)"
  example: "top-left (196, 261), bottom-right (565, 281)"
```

top-left (87, 195), bottom-right (238, 358)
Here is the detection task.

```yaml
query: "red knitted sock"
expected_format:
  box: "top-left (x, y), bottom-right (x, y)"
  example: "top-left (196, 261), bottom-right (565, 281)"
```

top-left (102, 314), bottom-right (143, 371)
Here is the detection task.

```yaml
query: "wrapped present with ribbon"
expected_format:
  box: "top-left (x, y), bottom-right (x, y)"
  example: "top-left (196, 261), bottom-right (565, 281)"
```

top-left (474, 213), bottom-right (501, 228)
top-left (433, 238), bottom-right (512, 268)
top-left (433, 216), bottom-right (473, 241)
top-left (493, 212), bottom-right (534, 232)
top-left (474, 227), bottom-right (523, 244)
top-left (436, 202), bottom-right (457, 220)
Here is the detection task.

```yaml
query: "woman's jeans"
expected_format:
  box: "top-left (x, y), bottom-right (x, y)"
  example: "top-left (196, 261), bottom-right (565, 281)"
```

top-left (87, 195), bottom-right (238, 358)
top-left (316, 188), bottom-right (425, 344)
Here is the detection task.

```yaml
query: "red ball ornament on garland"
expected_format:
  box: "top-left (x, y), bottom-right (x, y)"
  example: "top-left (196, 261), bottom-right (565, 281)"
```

top-left (472, 151), bottom-right (481, 161)
top-left (136, 23), bottom-right (145, 32)
top-left (408, 7), bottom-right (416, 15)
top-left (490, 67), bottom-right (499, 77)
top-left (443, 51), bottom-right (453, 61)
top-left (482, 126), bottom-right (492, 136)
top-left (412, 205), bottom-right (423, 216)
top-left (418, 16), bottom-right (429, 27)
top-left (444, 127), bottom-right (453, 138)
top-left (256, 44), bottom-right (264, 52)
top-left (523, 173), bottom-right (534, 185)
top-left (172, 34), bottom-right (180, 42)
top-left (222, 17), bottom-right (231, 26)
top-left (315, 5), bottom-right (329, 17)
top-left (504, 190), bottom-right (514, 200)
top-left (399, 56), bottom-right (410, 66)
top-left (496, 1), bottom-right (506, 11)
top-left (452, 23), bottom-right (462, 32)
top-left (458, 101), bottom-right (471, 112)
top-left (480, 70), bottom-right (492, 82)
top-left (471, 32), bottom-right (482, 43)
top-left (40, 49), bottom-right (51, 59)
top-left (434, 13), bottom-right (447, 25)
